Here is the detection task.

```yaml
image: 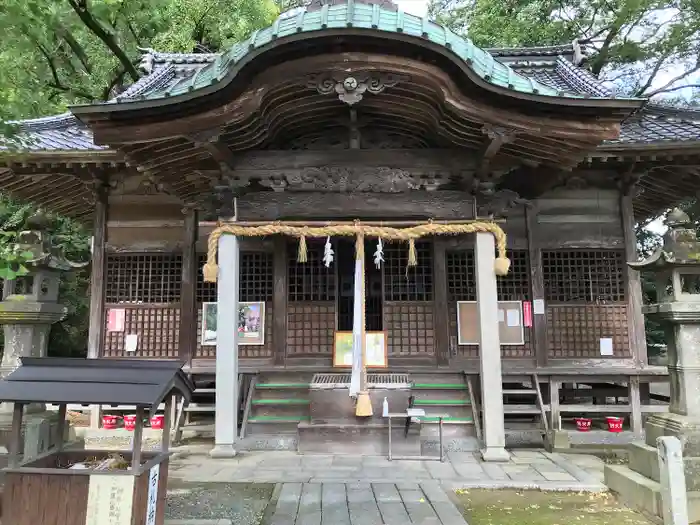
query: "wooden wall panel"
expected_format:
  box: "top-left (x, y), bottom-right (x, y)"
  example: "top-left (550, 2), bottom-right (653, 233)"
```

top-left (103, 305), bottom-right (180, 358)
top-left (385, 301), bottom-right (435, 357)
top-left (286, 302), bottom-right (336, 356)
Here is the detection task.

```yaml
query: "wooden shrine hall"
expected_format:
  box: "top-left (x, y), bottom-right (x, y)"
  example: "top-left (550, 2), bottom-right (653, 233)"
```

top-left (2, 0), bottom-right (700, 457)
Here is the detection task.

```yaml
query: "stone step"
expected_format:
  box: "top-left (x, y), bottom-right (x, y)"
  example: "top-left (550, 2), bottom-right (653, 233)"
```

top-left (298, 421), bottom-right (420, 455)
top-left (605, 464), bottom-right (663, 518)
top-left (255, 382), bottom-right (311, 389)
top-left (413, 399), bottom-right (471, 406)
top-left (252, 398), bottom-right (310, 406)
top-left (412, 383), bottom-right (468, 390)
top-left (628, 442), bottom-right (660, 482)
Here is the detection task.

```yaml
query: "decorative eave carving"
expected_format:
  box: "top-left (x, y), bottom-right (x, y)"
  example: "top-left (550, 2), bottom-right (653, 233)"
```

top-left (257, 166), bottom-right (448, 192)
top-left (306, 72), bottom-right (409, 105)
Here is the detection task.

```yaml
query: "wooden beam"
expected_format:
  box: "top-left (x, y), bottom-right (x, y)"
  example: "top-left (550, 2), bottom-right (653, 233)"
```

top-left (179, 208), bottom-right (198, 366)
top-left (433, 238), bottom-right (450, 366)
top-left (189, 131), bottom-right (238, 173)
top-left (620, 191), bottom-right (647, 366)
top-left (526, 205), bottom-right (548, 367)
top-left (272, 236), bottom-right (288, 366)
top-left (87, 182), bottom-right (108, 359)
top-left (476, 124), bottom-right (516, 179)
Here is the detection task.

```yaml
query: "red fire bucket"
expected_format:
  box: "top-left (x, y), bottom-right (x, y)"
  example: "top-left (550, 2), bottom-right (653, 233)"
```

top-left (102, 415), bottom-right (118, 430)
top-left (123, 414), bottom-right (137, 431)
top-left (606, 416), bottom-right (624, 433)
top-left (575, 418), bottom-right (592, 432)
top-left (150, 415), bottom-right (164, 430)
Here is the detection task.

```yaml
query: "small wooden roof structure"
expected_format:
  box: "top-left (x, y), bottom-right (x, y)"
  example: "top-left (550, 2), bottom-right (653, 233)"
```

top-left (0, 358), bottom-right (194, 415)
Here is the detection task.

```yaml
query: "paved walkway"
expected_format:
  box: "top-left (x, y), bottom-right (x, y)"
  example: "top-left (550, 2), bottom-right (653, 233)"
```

top-left (268, 481), bottom-right (467, 525)
top-left (169, 449), bottom-right (606, 491)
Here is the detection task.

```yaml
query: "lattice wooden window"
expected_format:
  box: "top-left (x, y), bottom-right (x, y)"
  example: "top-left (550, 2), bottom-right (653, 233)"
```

top-left (288, 241), bottom-right (336, 301)
top-left (543, 250), bottom-right (625, 303)
top-left (384, 241), bottom-right (433, 301)
top-left (385, 302), bottom-right (435, 356)
top-left (287, 303), bottom-right (336, 355)
top-left (196, 253), bottom-right (274, 302)
top-left (547, 304), bottom-right (630, 358)
top-left (105, 254), bottom-right (182, 304)
top-left (103, 306), bottom-right (179, 358)
top-left (447, 250), bottom-right (529, 301)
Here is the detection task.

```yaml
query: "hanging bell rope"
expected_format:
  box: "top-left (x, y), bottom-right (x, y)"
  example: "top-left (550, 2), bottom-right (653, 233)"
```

top-left (203, 220), bottom-right (510, 283)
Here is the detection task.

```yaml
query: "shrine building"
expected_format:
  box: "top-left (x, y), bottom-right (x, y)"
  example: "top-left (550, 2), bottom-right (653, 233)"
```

top-left (2, 0), bottom-right (700, 458)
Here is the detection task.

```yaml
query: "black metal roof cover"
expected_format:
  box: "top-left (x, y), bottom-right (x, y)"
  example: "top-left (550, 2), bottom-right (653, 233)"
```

top-left (0, 358), bottom-right (194, 415)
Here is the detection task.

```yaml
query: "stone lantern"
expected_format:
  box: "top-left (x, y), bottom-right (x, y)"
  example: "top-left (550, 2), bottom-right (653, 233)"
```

top-left (627, 207), bottom-right (700, 492)
top-left (0, 210), bottom-right (86, 456)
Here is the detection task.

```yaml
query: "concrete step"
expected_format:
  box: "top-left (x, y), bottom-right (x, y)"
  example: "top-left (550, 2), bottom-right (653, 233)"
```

top-left (298, 421), bottom-right (420, 455)
top-left (413, 399), bottom-right (471, 407)
top-left (252, 398), bottom-right (310, 406)
top-left (605, 464), bottom-right (663, 518)
top-left (628, 442), bottom-right (660, 482)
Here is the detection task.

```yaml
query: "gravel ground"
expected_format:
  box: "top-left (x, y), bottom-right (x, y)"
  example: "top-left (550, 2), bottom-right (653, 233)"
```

top-left (165, 483), bottom-right (275, 524)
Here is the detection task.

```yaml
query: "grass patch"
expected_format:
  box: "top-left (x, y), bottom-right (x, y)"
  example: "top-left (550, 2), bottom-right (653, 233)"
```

top-left (454, 489), bottom-right (654, 525)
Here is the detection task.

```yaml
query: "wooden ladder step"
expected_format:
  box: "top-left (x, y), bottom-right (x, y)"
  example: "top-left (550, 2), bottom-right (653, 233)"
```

top-left (503, 389), bottom-right (537, 395)
top-left (255, 383), bottom-right (310, 389)
top-left (418, 416), bottom-right (474, 424)
top-left (194, 388), bottom-right (216, 394)
top-left (413, 399), bottom-right (471, 406)
top-left (412, 383), bottom-right (468, 390)
top-left (252, 399), bottom-right (310, 405)
top-left (503, 405), bottom-right (547, 414)
top-left (248, 415), bottom-right (311, 423)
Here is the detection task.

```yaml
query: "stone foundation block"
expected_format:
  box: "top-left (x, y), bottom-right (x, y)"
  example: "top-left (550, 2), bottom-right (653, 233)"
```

top-left (628, 442), bottom-right (660, 482)
top-left (604, 464), bottom-right (662, 517)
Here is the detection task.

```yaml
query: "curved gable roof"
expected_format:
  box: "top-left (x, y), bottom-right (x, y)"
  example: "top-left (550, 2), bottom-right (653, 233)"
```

top-left (72, 1), bottom-right (643, 116)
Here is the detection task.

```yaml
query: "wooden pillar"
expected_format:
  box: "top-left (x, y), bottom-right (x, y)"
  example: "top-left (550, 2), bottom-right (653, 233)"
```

top-left (433, 238), bottom-right (450, 366)
top-left (210, 233), bottom-right (239, 458)
top-left (273, 236), bottom-right (287, 366)
top-left (179, 208), bottom-right (198, 365)
top-left (475, 232), bottom-right (509, 461)
top-left (526, 205), bottom-right (548, 367)
top-left (88, 183), bottom-right (108, 429)
top-left (620, 193), bottom-right (647, 366)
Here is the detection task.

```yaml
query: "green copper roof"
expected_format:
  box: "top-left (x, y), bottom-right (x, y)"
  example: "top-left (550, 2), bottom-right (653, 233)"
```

top-left (136, 2), bottom-right (598, 101)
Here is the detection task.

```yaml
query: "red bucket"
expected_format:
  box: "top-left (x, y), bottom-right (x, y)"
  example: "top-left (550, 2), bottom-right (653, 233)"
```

top-left (575, 418), bottom-right (592, 432)
top-left (606, 416), bottom-right (624, 433)
top-left (123, 414), bottom-right (137, 431)
top-left (150, 415), bottom-right (164, 430)
top-left (102, 415), bottom-right (118, 430)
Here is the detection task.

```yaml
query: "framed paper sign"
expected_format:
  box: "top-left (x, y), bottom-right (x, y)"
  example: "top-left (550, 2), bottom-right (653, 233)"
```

top-left (456, 300), bottom-right (525, 346)
top-left (333, 331), bottom-right (388, 368)
top-left (201, 302), bottom-right (265, 346)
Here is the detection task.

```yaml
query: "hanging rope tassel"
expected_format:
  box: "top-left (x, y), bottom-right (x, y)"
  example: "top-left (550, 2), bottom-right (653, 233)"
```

top-left (203, 230), bottom-right (221, 282)
top-left (407, 239), bottom-right (417, 267)
top-left (494, 256), bottom-right (511, 276)
top-left (297, 233), bottom-right (308, 263)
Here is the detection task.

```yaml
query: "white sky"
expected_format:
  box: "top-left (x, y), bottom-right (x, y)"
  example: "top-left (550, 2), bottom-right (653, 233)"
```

top-left (394, 0), bottom-right (429, 17)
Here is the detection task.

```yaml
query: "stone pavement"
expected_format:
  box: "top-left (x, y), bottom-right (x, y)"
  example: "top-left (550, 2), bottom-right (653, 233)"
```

top-left (169, 449), bottom-right (606, 491)
top-left (268, 481), bottom-right (467, 525)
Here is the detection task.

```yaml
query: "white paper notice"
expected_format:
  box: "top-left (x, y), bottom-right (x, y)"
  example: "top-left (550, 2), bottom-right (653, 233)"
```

top-left (497, 309), bottom-right (505, 322)
top-left (600, 337), bottom-right (614, 356)
top-left (85, 474), bottom-right (135, 525)
top-left (125, 334), bottom-right (138, 353)
top-left (506, 309), bottom-right (520, 327)
top-left (533, 299), bottom-right (545, 315)
top-left (145, 463), bottom-right (160, 525)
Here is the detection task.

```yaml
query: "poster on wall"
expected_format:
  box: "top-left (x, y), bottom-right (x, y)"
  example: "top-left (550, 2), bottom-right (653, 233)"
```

top-left (200, 302), bottom-right (265, 346)
top-left (333, 331), bottom-right (388, 368)
top-left (456, 300), bottom-right (525, 345)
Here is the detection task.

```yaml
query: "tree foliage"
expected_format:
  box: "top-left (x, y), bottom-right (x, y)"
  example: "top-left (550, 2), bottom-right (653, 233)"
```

top-left (0, 195), bottom-right (91, 358)
top-left (428, 0), bottom-right (700, 100)
top-left (0, 0), bottom-right (280, 123)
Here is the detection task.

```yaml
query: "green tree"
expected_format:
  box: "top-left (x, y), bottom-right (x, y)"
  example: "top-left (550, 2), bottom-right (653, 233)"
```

top-left (0, 0), bottom-right (280, 124)
top-left (428, 0), bottom-right (700, 100)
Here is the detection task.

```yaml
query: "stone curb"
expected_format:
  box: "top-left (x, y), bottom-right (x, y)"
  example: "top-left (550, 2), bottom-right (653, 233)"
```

top-left (543, 452), bottom-right (607, 487)
top-left (441, 480), bottom-right (607, 492)
top-left (165, 520), bottom-right (233, 525)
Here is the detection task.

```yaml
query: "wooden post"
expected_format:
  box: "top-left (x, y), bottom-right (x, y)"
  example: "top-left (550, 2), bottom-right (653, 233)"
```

top-left (9, 403), bottom-right (24, 467)
top-left (88, 183), bottom-right (108, 429)
top-left (433, 238), bottom-right (450, 366)
top-left (525, 205), bottom-right (548, 367)
top-left (620, 193), bottom-right (647, 366)
top-left (55, 403), bottom-right (67, 451)
top-left (161, 395), bottom-right (173, 452)
top-left (629, 376), bottom-right (643, 435)
top-left (131, 406), bottom-right (145, 470)
top-left (549, 378), bottom-right (561, 431)
top-left (179, 208), bottom-right (198, 365)
top-left (272, 236), bottom-right (287, 366)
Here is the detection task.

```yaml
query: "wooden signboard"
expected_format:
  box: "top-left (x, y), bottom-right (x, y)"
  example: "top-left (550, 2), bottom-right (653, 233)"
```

top-left (457, 300), bottom-right (525, 345)
top-left (333, 331), bottom-right (388, 368)
top-left (201, 301), bottom-right (265, 346)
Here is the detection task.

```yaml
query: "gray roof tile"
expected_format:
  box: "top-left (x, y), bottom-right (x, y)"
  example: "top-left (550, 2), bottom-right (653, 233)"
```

top-left (3, 44), bottom-right (699, 153)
